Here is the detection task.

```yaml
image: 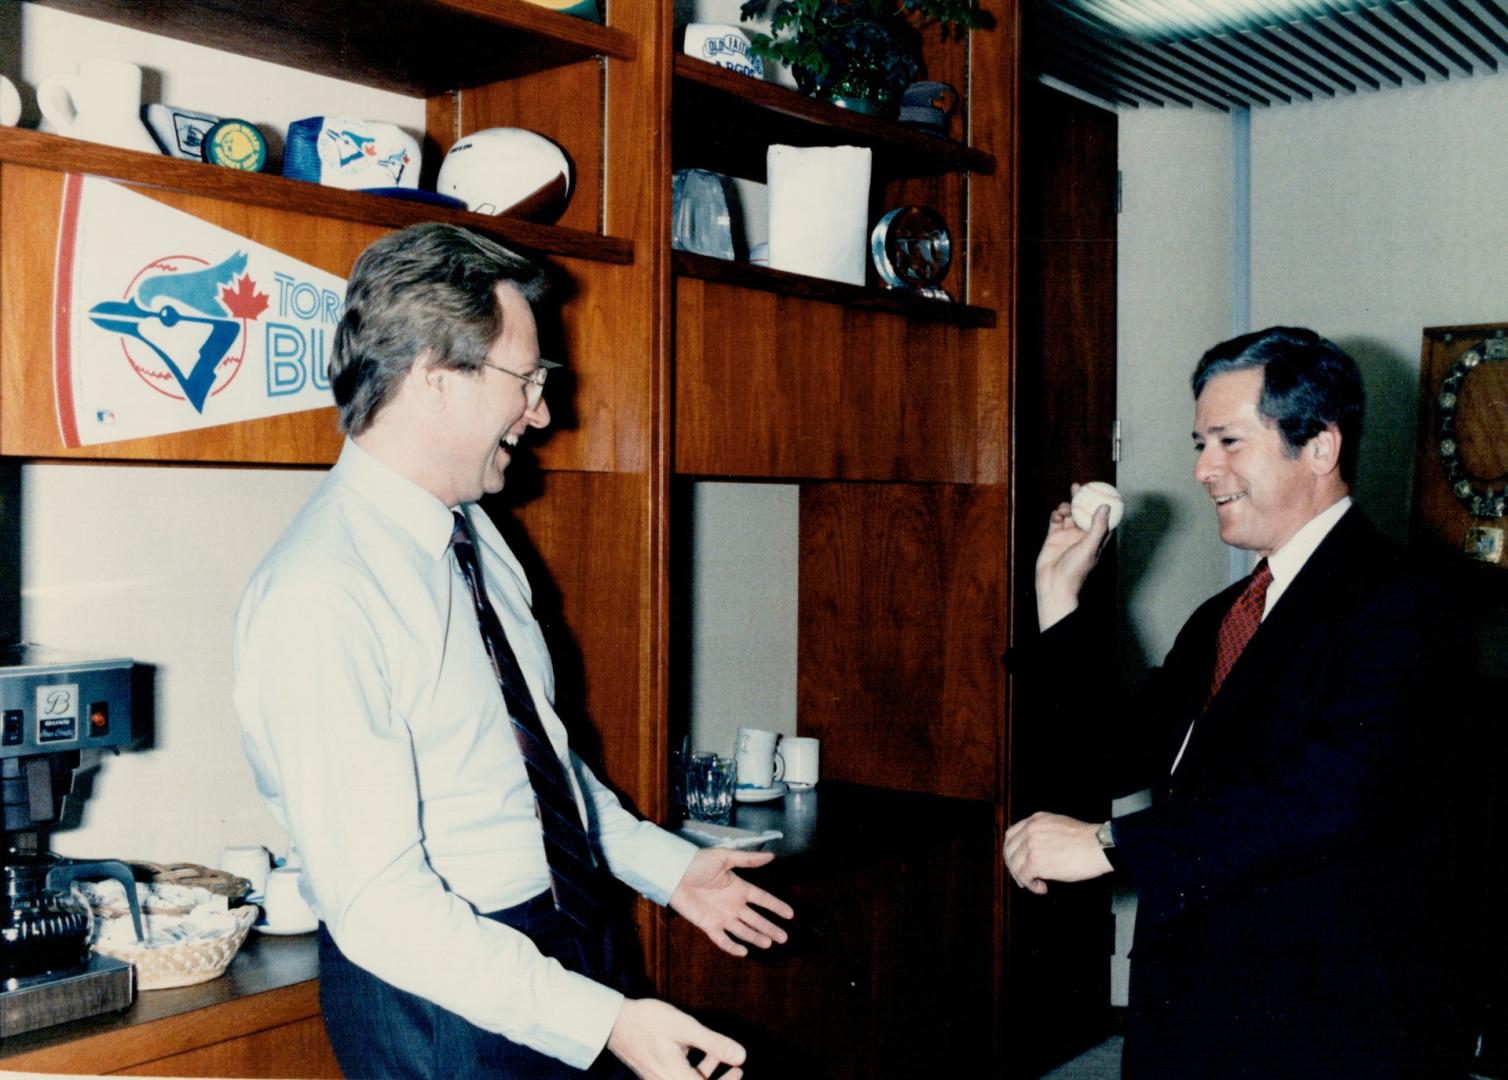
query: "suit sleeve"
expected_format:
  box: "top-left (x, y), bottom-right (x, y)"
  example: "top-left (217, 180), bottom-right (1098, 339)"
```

top-left (1008, 604), bottom-right (1216, 803)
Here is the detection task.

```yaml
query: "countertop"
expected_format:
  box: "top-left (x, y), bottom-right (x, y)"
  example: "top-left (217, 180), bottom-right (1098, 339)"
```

top-left (688, 780), bottom-right (995, 878)
top-left (0, 925), bottom-right (320, 1062)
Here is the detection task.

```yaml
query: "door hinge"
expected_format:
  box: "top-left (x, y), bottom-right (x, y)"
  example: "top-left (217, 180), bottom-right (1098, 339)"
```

top-left (1116, 170), bottom-right (1123, 214)
top-left (1112, 418), bottom-right (1123, 464)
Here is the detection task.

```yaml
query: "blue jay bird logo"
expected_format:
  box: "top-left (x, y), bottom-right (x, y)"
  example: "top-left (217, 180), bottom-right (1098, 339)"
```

top-left (88, 251), bottom-right (269, 414)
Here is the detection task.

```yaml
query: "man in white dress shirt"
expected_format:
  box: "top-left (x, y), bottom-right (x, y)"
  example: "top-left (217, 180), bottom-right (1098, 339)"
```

top-left (234, 223), bottom-right (792, 1079)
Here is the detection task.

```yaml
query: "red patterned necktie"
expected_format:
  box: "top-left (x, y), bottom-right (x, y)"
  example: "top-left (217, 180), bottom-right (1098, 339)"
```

top-left (450, 512), bottom-right (600, 930)
top-left (1204, 559), bottom-right (1273, 711)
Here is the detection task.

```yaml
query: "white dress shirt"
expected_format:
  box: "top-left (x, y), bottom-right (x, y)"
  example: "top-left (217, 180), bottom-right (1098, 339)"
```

top-left (1170, 495), bottom-right (1352, 774)
top-left (234, 439), bottom-right (697, 1068)
top-left (1260, 495), bottom-right (1352, 618)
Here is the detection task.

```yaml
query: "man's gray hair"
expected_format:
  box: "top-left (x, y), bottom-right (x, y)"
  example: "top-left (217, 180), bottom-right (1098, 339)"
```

top-left (329, 223), bottom-right (550, 435)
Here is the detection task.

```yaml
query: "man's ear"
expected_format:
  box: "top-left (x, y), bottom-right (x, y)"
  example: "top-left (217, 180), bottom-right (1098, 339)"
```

top-left (409, 350), bottom-right (448, 414)
top-left (1307, 425), bottom-right (1342, 477)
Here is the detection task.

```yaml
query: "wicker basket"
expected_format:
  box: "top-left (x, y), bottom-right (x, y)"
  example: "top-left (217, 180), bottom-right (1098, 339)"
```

top-left (133, 861), bottom-right (253, 903)
top-left (93, 904), bottom-right (259, 990)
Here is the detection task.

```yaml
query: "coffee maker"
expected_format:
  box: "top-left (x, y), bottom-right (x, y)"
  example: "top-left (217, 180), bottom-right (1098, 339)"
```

top-left (0, 644), bottom-right (143, 1037)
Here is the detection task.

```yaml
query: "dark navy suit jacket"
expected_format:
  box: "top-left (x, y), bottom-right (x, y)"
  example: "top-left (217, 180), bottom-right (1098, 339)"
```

top-left (1022, 507), bottom-right (1469, 1078)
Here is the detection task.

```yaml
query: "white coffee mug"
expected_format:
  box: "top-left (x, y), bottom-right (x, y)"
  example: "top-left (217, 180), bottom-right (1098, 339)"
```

top-left (682, 23), bottom-right (764, 79)
top-left (779, 735), bottom-right (820, 789)
top-left (734, 726), bottom-right (781, 789)
top-left (219, 844), bottom-right (271, 897)
top-left (262, 866), bottom-right (316, 929)
top-left (37, 59), bottom-right (159, 154)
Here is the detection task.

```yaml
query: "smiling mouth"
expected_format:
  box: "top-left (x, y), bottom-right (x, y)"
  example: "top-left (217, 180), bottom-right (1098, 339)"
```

top-left (1212, 491), bottom-right (1245, 507)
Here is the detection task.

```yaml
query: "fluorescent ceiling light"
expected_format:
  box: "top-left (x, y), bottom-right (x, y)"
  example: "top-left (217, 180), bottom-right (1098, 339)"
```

top-left (1077, 0), bottom-right (1342, 36)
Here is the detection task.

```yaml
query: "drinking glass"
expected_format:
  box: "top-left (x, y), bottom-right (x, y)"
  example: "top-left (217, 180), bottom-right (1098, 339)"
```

top-left (684, 752), bottom-right (736, 825)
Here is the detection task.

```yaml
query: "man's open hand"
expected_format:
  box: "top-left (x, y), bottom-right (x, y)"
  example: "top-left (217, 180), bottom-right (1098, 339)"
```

top-left (669, 848), bottom-right (794, 957)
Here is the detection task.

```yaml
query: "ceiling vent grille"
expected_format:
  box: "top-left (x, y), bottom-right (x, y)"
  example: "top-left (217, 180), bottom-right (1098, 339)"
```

top-left (1029, 0), bottom-right (1508, 109)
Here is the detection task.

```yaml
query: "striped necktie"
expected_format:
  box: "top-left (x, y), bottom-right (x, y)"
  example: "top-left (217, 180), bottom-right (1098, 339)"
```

top-left (1204, 558), bottom-right (1273, 712)
top-left (449, 512), bottom-right (600, 930)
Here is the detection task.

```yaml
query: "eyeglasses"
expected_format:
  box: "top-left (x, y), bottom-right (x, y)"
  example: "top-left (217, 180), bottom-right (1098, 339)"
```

top-left (480, 357), bottom-right (561, 407)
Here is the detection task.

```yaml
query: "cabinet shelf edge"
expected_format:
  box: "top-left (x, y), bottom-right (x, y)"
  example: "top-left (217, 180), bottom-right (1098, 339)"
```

top-left (672, 56), bottom-right (995, 177)
top-left (673, 251), bottom-right (995, 328)
top-left (0, 128), bottom-right (634, 266)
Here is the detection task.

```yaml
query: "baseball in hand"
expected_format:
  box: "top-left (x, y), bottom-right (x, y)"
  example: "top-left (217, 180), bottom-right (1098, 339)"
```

top-left (1070, 481), bottom-right (1124, 531)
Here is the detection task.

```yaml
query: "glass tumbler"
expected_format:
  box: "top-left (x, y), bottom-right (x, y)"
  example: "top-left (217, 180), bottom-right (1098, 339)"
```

top-left (684, 752), bottom-right (737, 825)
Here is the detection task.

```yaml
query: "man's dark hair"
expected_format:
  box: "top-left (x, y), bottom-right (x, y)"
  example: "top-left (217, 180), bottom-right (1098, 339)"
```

top-left (1191, 326), bottom-right (1365, 483)
top-left (329, 223), bottom-right (550, 436)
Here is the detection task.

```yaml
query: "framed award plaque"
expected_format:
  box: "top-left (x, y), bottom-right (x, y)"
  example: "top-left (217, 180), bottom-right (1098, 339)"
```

top-left (1414, 323), bottom-right (1508, 569)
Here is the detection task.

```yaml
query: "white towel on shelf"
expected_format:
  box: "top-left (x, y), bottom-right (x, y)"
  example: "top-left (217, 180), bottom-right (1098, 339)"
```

top-left (766, 144), bottom-right (872, 286)
top-left (678, 821), bottom-right (784, 849)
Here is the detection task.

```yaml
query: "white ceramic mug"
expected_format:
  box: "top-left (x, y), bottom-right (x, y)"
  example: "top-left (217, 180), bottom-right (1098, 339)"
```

top-left (779, 735), bottom-right (820, 789)
top-left (218, 844), bottom-right (271, 898)
top-left (262, 866), bottom-right (316, 929)
top-left (682, 23), bottom-right (764, 79)
top-left (0, 76), bottom-right (20, 128)
top-left (734, 726), bottom-right (781, 789)
top-left (37, 59), bottom-right (158, 154)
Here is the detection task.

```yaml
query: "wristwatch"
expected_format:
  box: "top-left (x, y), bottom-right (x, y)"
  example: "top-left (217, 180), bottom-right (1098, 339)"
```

top-left (1096, 820), bottom-right (1116, 849)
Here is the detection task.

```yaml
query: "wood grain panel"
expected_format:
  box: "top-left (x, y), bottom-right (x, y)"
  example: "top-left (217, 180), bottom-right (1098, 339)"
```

top-left (674, 278), bottom-right (996, 482)
top-left (458, 61), bottom-right (605, 236)
top-left (665, 790), bottom-right (995, 1076)
top-left (606, 0), bottom-right (672, 852)
top-left (521, 255), bottom-right (649, 476)
top-left (1016, 81), bottom-right (1118, 514)
top-left (493, 470), bottom-right (650, 814)
top-left (119, 1016), bottom-right (341, 1078)
top-left (1004, 68), bottom-right (1119, 1077)
top-left (797, 483), bottom-right (1005, 800)
top-left (0, 981), bottom-right (328, 1076)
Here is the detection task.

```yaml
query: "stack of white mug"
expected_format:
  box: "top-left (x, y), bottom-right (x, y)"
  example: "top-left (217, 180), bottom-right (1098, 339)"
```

top-left (219, 845), bottom-right (318, 934)
top-left (734, 727), bottom-right (820, 796)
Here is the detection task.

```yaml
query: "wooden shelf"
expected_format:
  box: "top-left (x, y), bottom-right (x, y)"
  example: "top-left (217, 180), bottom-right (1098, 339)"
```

top-left (29, 0), bottom-right (636, 96)
top-left (672, 55), bottom-right (995, 182)
top-left (0, 127), bottom-right (633, 266)
top-left (674, 250), bottom-right (995, 328)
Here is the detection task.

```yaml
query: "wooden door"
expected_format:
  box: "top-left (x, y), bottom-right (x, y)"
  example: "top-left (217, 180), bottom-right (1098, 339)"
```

top-left (1008, 79), bottom-right (1119, 1076)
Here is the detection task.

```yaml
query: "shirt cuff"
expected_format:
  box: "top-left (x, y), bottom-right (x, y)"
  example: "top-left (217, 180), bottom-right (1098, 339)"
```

top-left (612, 824), bottom-right (699, 906)
top-left (537, 968), bottom-right (625, 1069)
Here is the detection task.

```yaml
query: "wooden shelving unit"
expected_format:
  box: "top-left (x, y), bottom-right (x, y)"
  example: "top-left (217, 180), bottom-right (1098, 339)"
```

top-left (671, 55), bottom-right (996, 329)
top-left (27, 0), bottom-right (635, 94)
top-left (666, 16), bottom-right (1016, 1071)
top-left (0, 2), bottom-right (1023, 1071)
top-left (672, 55), bottom-right (994, 179)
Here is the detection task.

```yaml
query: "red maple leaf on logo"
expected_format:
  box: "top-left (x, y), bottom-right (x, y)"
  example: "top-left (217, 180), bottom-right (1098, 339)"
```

top-left (221, 274), bottom-right (270, 321)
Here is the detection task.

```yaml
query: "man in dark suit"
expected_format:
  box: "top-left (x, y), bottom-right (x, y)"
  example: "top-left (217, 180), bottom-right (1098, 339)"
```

top-left (1004, 327), bottom-right (1466, 1078)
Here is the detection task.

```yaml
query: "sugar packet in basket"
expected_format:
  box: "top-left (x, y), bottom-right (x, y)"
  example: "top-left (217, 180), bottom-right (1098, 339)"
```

top-left (83, 877), bottom-right (258, 990)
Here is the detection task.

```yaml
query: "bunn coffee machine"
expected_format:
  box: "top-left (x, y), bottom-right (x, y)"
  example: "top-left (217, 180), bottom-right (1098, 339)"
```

top-left (0, 644), bottom-right (143, 1037)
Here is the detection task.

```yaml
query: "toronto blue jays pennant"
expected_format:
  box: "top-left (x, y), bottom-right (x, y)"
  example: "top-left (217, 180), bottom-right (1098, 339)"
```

top-left (53, 174), bottom-right (345, 447)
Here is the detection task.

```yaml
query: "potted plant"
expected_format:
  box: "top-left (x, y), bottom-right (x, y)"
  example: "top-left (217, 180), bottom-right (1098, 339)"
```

top-left (739, 0), bottom-right (985, 118)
